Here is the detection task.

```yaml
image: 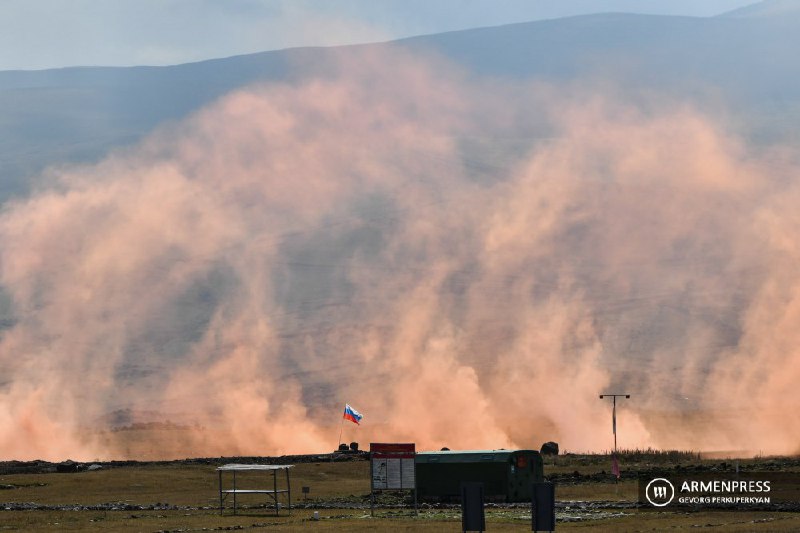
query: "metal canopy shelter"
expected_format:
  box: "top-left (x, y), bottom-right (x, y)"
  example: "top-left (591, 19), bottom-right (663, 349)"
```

top-left (217, 464), bottom-right (293, 515)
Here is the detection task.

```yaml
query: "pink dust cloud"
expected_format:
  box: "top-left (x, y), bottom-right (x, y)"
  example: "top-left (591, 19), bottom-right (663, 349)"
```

top-left (0, 47), bottom-right (797, 460)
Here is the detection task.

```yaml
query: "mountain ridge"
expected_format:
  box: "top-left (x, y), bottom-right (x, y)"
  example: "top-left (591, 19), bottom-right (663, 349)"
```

top-left (1, 10), bottom-right (799, 198)
top-left (720, 0), bottom-right (800, 18)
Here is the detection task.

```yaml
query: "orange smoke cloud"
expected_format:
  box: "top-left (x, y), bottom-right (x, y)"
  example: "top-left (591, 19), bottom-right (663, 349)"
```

top-left (0, 47), bottom-right (797, 460)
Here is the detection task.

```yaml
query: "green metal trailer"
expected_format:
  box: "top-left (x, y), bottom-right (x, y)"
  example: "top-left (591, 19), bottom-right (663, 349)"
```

top-left (415, 449), bottom-right (544, 503)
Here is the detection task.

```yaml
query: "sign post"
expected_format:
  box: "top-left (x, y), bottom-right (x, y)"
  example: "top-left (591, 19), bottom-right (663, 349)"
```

top-left (369, 443), bottom-right (417, 516)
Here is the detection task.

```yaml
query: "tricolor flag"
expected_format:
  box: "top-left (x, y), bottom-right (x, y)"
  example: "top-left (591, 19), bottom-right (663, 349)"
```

top-left (343, 404), bottom-right (363, 425)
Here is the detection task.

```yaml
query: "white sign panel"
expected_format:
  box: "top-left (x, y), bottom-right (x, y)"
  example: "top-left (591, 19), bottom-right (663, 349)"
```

top-left (387, 458), bottom-right (402, 488)
top-left (371, 457), bottom-right (415, 490)
top-left (372, 458), bottom-right (388, 489)
top-left (401, 458), bottom-right (415, 489)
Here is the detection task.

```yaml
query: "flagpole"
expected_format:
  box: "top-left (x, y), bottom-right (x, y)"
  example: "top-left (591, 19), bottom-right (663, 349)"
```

top-left (338, 407), bottom-right (345, 449)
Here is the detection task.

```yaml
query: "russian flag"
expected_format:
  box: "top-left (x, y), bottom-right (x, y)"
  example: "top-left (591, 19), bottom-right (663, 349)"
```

top-left (343, 404), bottom-right (363, 425)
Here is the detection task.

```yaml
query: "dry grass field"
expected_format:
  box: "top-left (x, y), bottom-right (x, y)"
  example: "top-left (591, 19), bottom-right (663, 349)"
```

top-left (1, 449), bottom-right (799, 532)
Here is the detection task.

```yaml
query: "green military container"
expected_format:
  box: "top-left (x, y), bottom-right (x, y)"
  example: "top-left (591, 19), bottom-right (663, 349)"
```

top-left (415, 449), bottom-right (544, 502)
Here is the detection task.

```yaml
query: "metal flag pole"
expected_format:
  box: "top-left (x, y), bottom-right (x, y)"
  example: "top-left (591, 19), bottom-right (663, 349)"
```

top-left (337, 406), bottom-right (345, 449)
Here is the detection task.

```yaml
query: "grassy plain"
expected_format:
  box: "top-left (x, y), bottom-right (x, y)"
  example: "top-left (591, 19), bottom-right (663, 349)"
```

top-left (0, 451), bottom-right (798, 532)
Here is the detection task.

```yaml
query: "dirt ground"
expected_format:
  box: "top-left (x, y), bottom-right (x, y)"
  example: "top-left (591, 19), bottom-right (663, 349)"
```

top-left (1, 452), bottom-right (798, 531)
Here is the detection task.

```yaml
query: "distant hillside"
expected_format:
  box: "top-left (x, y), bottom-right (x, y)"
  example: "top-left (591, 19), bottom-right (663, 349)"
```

top-left (2, 11), bottom-right (800, 199)
top-left (720, 0), bottom-right (800, 18)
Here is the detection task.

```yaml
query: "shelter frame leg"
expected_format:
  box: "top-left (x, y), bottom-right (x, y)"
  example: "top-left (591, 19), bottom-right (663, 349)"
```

top-left (286, 466), bottom-right (292, 513)
top-left (273, 470), bottom-right (279, 515)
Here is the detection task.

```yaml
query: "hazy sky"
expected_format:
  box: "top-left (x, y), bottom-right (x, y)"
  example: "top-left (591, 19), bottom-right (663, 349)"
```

top-left (0, 0), bottom-right (759, 71)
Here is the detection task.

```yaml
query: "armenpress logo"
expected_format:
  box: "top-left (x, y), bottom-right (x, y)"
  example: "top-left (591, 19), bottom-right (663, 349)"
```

top-left (645, 477), bottom-right (675, 507)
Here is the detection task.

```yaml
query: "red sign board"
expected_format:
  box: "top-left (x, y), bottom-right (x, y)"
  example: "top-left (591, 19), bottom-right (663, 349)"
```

top-left (370, 443), bottom-right (415, 458)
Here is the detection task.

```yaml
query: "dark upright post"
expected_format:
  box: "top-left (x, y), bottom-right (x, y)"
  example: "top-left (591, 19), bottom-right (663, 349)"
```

top-left (532, 482), bottom-right (556, 532)
top-left (461, 482), bottom-right (485, 533)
